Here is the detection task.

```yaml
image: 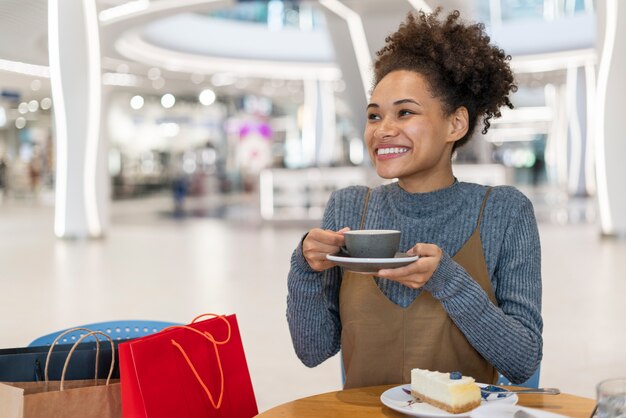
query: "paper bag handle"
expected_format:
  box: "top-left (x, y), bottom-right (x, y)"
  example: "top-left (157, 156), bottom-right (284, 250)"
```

top-left (60, 330), bottom-right (115, 391)
top-left (45, 327), bottom-right (103, 382)
top-left (163, 314), bottom-right (232, 410)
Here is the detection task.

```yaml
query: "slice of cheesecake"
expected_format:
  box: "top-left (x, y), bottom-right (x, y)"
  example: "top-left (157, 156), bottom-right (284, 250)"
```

top-left (410, 368), bottom-right (481, 414)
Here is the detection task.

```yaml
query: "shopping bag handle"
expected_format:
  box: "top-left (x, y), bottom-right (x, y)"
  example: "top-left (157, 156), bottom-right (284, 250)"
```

top-left (60, 330), bottom-right (115, 391)
top-left (45, 327), bottom-right (103, 382)
top-left (163, 315), bottom-right (232, 410)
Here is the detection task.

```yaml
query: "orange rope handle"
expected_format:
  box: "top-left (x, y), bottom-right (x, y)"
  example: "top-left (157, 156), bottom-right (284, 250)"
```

top-left (171, 338), bottom-right (225, 409)
top-left (191, 313), bottom-right (220, 323)
top-left (163, 314), bottom-right (232, 345)
top-left (163, 318), bottom-right (232, 410)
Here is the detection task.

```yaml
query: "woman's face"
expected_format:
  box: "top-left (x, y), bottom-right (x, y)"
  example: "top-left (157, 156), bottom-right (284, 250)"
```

top-left (365, 70), bottom-right (466, 193)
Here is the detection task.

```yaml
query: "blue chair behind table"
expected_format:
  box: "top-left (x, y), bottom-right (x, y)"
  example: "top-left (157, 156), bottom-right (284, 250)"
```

top-left (28, 320), bottom-right (180, 347)
top-left (497, 365), bottom-right (541, 388)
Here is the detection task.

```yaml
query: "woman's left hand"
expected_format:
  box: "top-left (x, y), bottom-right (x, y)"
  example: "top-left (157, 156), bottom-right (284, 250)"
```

top-left (376, 243), bottom-right (442, 289)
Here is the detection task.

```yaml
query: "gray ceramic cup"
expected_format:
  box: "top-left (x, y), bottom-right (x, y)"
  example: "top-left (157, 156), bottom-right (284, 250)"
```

top-left (342, 230), bottom-right (401, 258)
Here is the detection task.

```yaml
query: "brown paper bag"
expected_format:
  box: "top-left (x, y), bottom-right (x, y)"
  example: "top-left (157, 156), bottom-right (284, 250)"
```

top-left (0, 331), bottom-right (121, 418)
top-left (0, 379), bottom-right (121, 418)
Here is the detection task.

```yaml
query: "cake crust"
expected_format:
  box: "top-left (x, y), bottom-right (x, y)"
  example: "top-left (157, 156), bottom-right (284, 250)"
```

top-left (411, 389), bottom-right (481, 414)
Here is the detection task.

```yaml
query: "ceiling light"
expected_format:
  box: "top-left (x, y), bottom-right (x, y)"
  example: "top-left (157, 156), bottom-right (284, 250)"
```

top-left (199, 89), bottom-right (216, 106)
top-left (0, 107), bottom-right (6, 127)
top-left (28, 100), bottom-right (39, 112)
top-left (161, 93), bottom-right (175, 109)
top-left (130, 95), bottom-right (144, 110)
top-left (30, 79), bottom-right (42, 91)
top-left (18, 102), bottom-right (29, 114)
top-left (40, 97), bottom-right (52, 110)
top-left (15, 117), bottom-right (26, 129)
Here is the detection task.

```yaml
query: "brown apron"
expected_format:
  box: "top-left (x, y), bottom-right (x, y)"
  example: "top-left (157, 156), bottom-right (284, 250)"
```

top-left (339, 188), bottom-right (499, 388)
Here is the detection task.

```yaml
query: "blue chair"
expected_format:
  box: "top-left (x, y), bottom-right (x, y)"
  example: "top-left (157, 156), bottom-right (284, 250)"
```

top-left (28, 320), bottom-right (180, 347)
top-left (497, 366), bottom-right (541, 388)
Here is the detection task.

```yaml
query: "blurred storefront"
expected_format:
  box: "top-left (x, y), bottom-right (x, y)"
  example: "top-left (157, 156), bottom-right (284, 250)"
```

top-left (1, 0), bottom-right (620, 233)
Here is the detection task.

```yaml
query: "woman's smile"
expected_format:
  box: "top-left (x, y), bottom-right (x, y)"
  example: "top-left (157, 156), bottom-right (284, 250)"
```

top-left (375, 145), bottom-right (410, 160)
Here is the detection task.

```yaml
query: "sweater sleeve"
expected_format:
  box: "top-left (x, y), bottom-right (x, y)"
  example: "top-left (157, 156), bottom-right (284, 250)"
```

top-left (286, 192), bottom-right (343, 367)
top-left (424, 192), bottom-right (543, 384)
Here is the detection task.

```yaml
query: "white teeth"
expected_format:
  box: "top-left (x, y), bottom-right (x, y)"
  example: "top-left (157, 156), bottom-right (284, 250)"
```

top-left (377, 147), bottom-right (408, 155)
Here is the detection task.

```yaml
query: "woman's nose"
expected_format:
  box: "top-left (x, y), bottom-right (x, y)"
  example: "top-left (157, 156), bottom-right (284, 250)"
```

top-left (376, 118), bottom-right (398, 139)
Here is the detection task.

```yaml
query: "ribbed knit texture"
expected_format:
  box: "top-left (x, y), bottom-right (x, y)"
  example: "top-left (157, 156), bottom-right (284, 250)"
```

top-left (286, 180), bottom-right (543, 384)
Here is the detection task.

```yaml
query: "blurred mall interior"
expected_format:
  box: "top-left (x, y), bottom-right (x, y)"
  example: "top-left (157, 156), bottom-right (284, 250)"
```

top-left (1, 0), bottom-right (625, 413)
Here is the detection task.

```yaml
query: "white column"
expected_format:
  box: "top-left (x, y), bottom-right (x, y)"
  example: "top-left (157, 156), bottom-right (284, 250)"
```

top-left (595, 0), bottom-right (626, 236)
top-left (566, 65), bottom-right (593, 197)
top-left (317, 80), bottom-right (337, 166)
top-left (318, 1), bottom-right (369, 140)
top-left (301, 79), bottom-right (338, 167)
top-left (318, 0), bottom-right (416, 156)
top-left (48, 0), bottom-right (108, 239)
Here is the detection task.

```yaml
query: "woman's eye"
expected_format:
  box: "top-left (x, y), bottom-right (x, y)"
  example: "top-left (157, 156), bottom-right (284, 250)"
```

top-left (399, 109), bottom-right (414, 117)
top-left (367, 113), bottom-right (380, 121)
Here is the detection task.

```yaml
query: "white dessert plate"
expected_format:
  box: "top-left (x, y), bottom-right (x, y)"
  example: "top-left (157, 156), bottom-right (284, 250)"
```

top-left (326, 252), bottom-right (419, 274)
top-left (470, 403), bottom-right (569, 418)
top-left (380, 384), bottom-right (518, 418)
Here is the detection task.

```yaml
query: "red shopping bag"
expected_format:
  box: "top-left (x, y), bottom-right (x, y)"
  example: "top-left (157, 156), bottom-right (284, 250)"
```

top-left (119, 314), bottom-right (257, 418)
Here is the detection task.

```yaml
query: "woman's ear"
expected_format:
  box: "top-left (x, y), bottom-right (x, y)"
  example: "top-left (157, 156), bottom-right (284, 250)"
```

top-left (447, 106), bottom-right (469, 143)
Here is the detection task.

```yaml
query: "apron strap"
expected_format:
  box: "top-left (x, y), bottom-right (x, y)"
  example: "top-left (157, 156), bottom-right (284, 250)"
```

top-left (358, 188), bottom-right (372, 230)
top-left (476, 187), bottom-right (493, 230)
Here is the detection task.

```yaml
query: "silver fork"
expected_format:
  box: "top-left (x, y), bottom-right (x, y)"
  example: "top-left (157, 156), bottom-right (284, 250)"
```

top-left (480, 386), bottom-right (560, 400)
top-left (491, 388), bottom-right (560, 395)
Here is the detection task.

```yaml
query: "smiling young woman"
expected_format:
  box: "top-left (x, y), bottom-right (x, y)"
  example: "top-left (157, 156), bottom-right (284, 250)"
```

top-left (365, 70), bottom-right (469, 193)
top-left (287, 8), bottom-right (542, 390)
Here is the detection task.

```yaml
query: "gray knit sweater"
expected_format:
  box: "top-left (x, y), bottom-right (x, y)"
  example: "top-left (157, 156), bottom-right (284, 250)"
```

top-left (287, 180), bottom-right (543, 384)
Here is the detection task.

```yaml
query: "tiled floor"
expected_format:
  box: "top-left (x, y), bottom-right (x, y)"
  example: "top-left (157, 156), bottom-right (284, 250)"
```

top-left (1, 189), bottom-right (625, 412)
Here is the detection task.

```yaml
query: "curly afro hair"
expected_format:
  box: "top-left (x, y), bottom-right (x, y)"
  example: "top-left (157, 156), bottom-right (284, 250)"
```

top-left (373, 8), bottom-right (517, 150)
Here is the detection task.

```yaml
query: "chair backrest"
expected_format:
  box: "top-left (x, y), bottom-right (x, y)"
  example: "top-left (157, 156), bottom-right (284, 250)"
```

top-left (497, 366), bottom-right (541, 388)
top-left (28, 320), bottom-right (180, 347)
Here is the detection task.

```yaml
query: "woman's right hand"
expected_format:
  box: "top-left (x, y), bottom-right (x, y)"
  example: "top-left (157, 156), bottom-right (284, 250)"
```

top-left (302, 227), bottom-right (350, 271)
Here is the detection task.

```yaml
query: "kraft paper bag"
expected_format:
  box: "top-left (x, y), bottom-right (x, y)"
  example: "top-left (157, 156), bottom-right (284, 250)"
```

top-left (0, 379), bottom-right (121, 418)
top-left (0, 383), bottom-right (23, 418)
top-left (0, 330), bottom-right (121, 418)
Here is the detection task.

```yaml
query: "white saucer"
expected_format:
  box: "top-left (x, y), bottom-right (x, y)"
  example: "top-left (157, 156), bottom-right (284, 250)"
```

top-left (326, 252), bottom-right (418, 274)
top-left (380, 384), bottom-right (518, 417)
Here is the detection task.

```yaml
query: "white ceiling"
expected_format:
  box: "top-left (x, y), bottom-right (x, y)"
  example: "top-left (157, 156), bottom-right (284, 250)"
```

top-left (0, 0), bottom-right (598, 106)
top-left (0, 0), bottom-right (48, 65)
top-left (0, 0), bottom-right (344, 103)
